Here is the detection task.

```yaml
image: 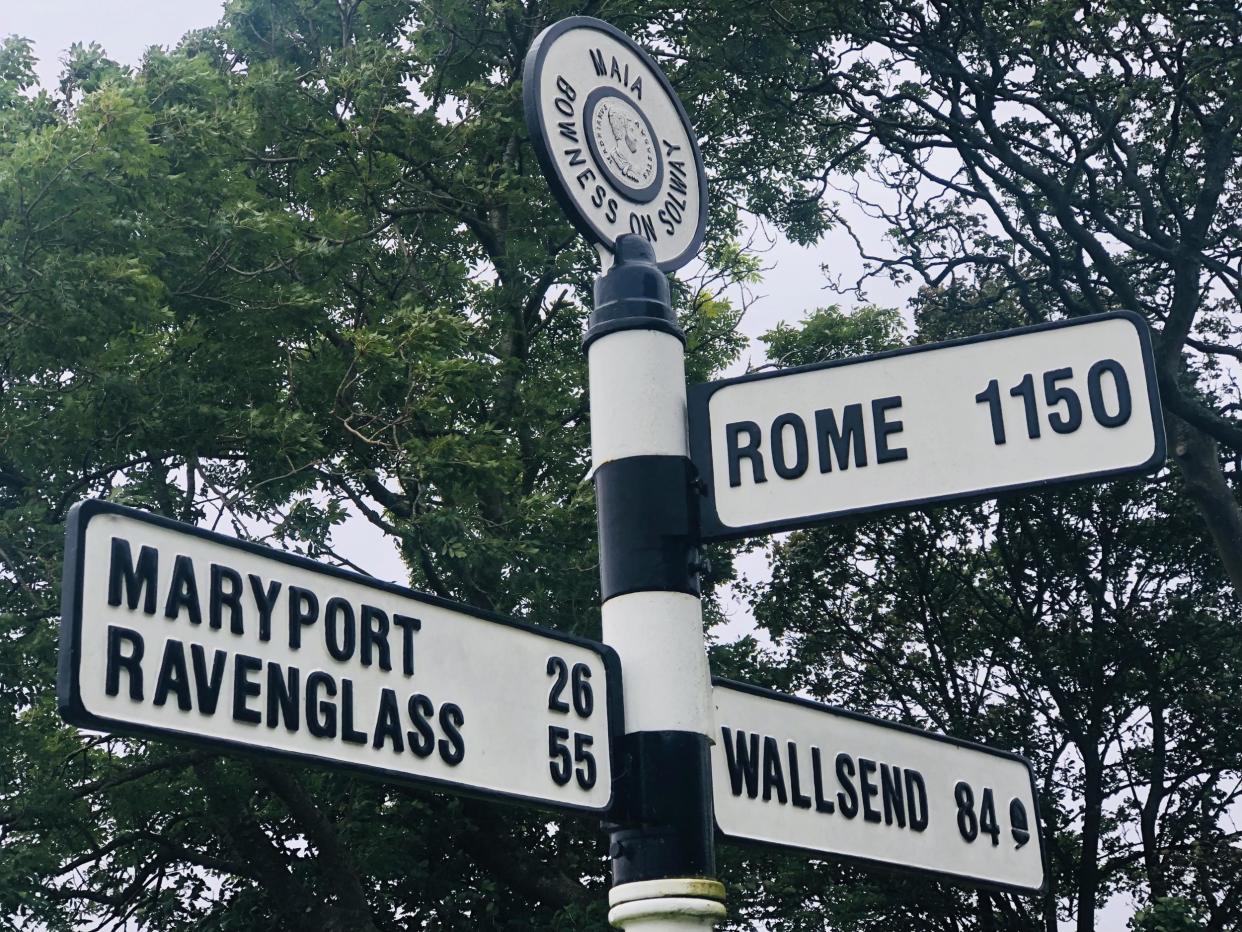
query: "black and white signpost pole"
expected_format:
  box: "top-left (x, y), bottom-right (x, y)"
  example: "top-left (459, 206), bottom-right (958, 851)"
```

top-left (523, 17), bottom-right (723, 930)
top-left (586, 237), bottom-right (722, 928)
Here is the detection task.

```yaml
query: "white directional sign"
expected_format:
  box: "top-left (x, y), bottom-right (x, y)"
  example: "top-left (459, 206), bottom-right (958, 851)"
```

top-left (712, 681), bottom-right (1046, 894)
top-left (59, 500), bottom-right (620, 813)
top-left (689, 312), bottom-right (1165, 540)
top-left (523, 16), bottom-right (708, 271)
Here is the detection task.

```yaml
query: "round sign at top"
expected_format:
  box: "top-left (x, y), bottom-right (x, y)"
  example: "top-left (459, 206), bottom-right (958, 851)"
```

top-left (523, 17), bottom-right (708, 271)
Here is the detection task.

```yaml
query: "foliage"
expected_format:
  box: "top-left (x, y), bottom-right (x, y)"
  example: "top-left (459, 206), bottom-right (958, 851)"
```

top-left (0, 1), bottom-right (1239, 930)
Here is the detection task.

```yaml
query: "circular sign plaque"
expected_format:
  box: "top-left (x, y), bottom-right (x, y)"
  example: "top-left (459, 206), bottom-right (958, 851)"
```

top-left (523, 17), bottom-right (708, 271)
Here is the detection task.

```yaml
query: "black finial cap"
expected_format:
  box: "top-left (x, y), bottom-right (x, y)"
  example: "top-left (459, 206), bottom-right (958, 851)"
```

top-left (584, 235), bottom-right (684, 351)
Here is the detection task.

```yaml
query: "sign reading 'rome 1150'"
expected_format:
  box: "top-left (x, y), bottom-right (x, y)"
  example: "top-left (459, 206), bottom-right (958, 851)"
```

top-left (58, 500), bottom-right (620, 813)
top-left (690, 312), bottom-right (1166, 540)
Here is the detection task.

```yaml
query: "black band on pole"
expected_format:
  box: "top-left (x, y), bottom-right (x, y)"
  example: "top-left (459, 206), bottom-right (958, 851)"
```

top-left (607, 731), bottom-right (716, 883)
top-left (595, 456), bottom-right (700, 602)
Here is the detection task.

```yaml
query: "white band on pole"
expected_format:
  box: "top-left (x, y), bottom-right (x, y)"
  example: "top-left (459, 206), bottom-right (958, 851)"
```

top-left (602, 591), bottom-right (714, 736)
top-left (589, 329), bottom-right (689, 470)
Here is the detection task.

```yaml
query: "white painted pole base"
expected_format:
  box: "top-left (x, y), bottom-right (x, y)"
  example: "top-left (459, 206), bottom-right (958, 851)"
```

top-left (608, 879), bottom-right (726, 931)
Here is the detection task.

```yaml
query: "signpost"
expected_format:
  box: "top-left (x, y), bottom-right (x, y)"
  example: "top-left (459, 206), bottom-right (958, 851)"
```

top-left (58, 499), bottom-right (620, 813)
top-left (525, 17), bottom-right (723, 932)
top-left (53, 15), bottom-right (1172, 930)
top-left (712, 681), bottom-right (1046, 894)
top-left (689, 312), bottom-right (1165, 540)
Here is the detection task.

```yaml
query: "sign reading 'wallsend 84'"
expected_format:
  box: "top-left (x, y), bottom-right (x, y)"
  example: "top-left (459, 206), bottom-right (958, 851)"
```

top-left (58, 500), bottom-right (620, 813)
top-left (712, 681), bottom-right (1046, 894)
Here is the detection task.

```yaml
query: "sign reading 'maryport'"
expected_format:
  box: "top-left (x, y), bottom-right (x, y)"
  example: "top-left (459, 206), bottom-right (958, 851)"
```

top-left (58, 500), bottom-right (620, 813)
top-left (712, 681), bottom-right (1046, 894)
top-left (689, 312), bottom-right (1165, 540)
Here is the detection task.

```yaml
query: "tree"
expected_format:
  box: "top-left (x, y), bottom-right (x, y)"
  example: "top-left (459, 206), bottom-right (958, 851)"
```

top-left (705, 0), bottom-right (1242, 594)
top-left (724, 304), bottom-right (1242, 932)
top-left (0, 1), bottom-right (768, 926)
top-left (2, 1), bottom-right (1238, 930)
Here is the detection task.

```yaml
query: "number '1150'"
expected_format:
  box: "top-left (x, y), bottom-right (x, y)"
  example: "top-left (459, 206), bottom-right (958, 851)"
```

top-left (975, 360), bottom-right (1132, 445)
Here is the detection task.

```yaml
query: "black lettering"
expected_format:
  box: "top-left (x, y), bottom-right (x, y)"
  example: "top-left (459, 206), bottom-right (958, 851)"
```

top-left (105, 626), bottom-right (145, 700)
top-left (288, 586), bottom-right (318, 650)
top-left (231, 654), bottom-right (262, 725)
top-left (872, 396), bottom-right (908, 463)
top-left (248, 575), bottom-right (282, 642)
top-left (762, 735), bottom-right (788, 804)
top-left (153, 639), bottom-right (192, 711)
top-left (880, 763), bottom-right (906, 827)
top-left (722, 727), bottom-right (760, 798)
top-left (564, 147), bottom-right (586, 167)
top-left (557, 120), bottom-right (577, 143)
top-left (394, 614), bottom-right (421, 676)
top-left (163, 555), bottom-right (202, 625)
top-left (811, 746), bottom-right (835, 813)
top-left (438, 703), bottom-right (465, 765)
top-left (610, 57), bottom-right (622, 83)
top-left (1088, 358), bottom-right (1133, 427)
top-left (726, 421), bottom-right (766, 487)
top-left (324, 596), bottom-right (356, 662)
top-left (306, 671), bottom-right (337, 738)
top-left (905, 769), bottom-right (929, 832)
top-left (589, 48), bottom-right (606, 76)
top-left (630, 75), bottom-right (642, 99)
top-left (108, 538), bottom-right (158, 614)
top-left (555, 74), bottom-right (576, 100)
top-left (406, 693), bottom-right (435, 757)
top-left (816, 404), bottom-right (867, 471)
top-left (372, 687), bottom-right (404, 752)
top-left (788, 742), bottom-right (812, 809)
top-left (667, 158), bottom-right (687, 190)
top-left (629, 211), bottom-right (656, 241)
top-left (190, 643), bottom-right (227, 714)
top-left (771, 413), bottom-right (809, 479)
top-left (836, 753), bottom-right (859, 818)
top-left (339, 678), bottom-right (368, 744)
top-left (576, 168), bottom-right (595, 189)
top-left (360, 605), bottom-right (391, 671)
top-left (554, 97), bottom-right (573, 117)
top-left (605, 198), bottom-right (617, 224)
top-left (859, 757), bottom-right (882, 823)
top-left (209, 564), bottom-right (243, 633)
top-left (266, 662), bottom-right (299, 731)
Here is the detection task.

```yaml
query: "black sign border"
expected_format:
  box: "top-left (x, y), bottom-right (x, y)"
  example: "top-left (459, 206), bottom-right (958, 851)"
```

top-left (522, 15), bottom-right (708, 272)
top-left (58, 498), bottom-right (625, 817)
top-left (712, 678), bottom-right (1050, 898)
top-left (690, 311), bottom-right (1167, 541)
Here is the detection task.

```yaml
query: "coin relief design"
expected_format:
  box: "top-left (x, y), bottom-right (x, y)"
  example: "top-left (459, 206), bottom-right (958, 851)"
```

top-left (592, 95), bottom-right (657, 189)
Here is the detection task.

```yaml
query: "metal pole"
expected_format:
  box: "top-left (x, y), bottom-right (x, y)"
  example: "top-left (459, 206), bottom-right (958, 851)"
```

top-left (585, 234), bottom-right (724, 930)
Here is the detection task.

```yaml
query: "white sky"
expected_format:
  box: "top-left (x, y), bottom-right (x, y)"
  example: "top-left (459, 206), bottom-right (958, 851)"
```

top-left (6, 3), bottom-right (1133, 928)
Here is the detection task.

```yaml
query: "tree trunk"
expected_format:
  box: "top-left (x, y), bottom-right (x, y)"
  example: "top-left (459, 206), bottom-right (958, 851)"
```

top-left (1169, 415), bottom-right (1242, 595)
top-left (1077, 753), bottom-right (1104, 932)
